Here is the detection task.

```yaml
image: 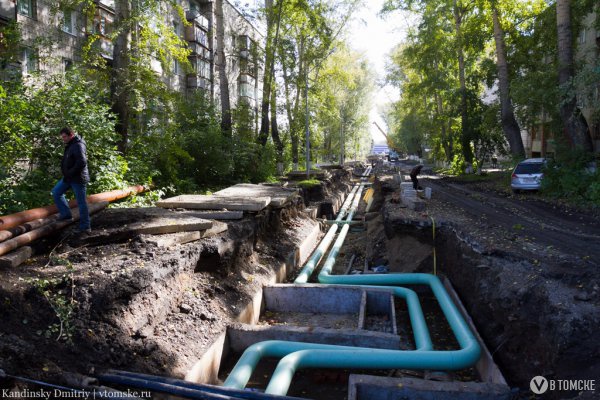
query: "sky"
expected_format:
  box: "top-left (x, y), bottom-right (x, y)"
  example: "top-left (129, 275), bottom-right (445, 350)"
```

top-left (348, 0), bottom-right (412, 144)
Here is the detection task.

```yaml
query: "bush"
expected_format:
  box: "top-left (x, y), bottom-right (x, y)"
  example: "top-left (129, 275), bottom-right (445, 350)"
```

top-left (0, 70), bottom-right (124, 214)
top-left (541, 148), bottom-right (600, 205)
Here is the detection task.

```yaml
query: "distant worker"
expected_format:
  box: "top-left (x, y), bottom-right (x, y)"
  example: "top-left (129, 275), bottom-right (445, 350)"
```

top-left (51, 127), bottom-right (91, 233)
top-left (410, 164), bottom-right (424, 190)
top-left (491, 155), bottom-right (498, 168)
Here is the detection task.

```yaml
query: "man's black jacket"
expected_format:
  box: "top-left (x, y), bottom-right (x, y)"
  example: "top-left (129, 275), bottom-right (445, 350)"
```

top-left (61, 135), bottom-right (90, 184)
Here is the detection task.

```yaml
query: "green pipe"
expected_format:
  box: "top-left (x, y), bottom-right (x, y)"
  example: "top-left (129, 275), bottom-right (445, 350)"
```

top-left (222, 285), bottom-right (430, 390)
top-left (265, 342), bottom-right (480, 395)
top-left (294, 184), bottom-right (361, 284)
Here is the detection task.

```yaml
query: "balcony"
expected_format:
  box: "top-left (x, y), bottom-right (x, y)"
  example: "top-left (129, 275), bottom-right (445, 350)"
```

top-left (185, 24), bottom-right (209, 47)
top-left (185, 10), bottom-right (209, 29)
top-left (188, 42), bottom-right (211, 59)
top-left (187, 75), bottom-right (211, 90)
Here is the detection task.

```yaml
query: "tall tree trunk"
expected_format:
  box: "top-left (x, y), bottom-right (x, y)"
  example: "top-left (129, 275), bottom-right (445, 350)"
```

top-left (492, 3), bottom-right (526, 158)
top-left (112, 0), bottom-right (131, 154)
top-left (556, 0), bottom-right (593, 151)
top-left (258, 0), bottom-right (283, 146)
top-left (280, 44), bottom-right (298, 168)
top-left (453, 1), bottom-right (473, 163)
top-left (257, 0), bottom-right (274, 146)
top-left (270, 84), bottom-right (283, 161)
top-left (215, 0), bottom-right (231, 134)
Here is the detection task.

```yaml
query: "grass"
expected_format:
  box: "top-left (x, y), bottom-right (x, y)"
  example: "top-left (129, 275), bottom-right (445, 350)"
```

top-left (297, 179), bottom-right (322, 189)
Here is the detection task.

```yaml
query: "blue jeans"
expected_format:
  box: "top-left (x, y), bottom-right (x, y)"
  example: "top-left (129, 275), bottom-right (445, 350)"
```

top-left (52, 179), bottom-right (90, 231)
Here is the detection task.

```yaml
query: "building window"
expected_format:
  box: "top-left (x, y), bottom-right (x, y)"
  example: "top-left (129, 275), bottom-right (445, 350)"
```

top-left (92, 8), bottom-right (114, 37)
top-left (22, 48), bottom-right (38, 74)
top-left (63, 10), bottom-right (76, 35)
top-left (18, 0), bottom-right (36, 19)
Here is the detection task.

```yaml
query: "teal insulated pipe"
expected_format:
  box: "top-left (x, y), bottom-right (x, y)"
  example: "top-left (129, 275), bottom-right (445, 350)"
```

top-left (294, 184), bottom-right (362, 283)
top-left (265, 341), bottom-right (480, 396)
top-left (264, 272), bottom-right (482, 395)
top-left (222, 285), bottom-right (431, 390)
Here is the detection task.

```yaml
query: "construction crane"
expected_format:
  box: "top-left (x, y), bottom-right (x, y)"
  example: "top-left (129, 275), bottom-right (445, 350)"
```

top-left (372, 121), bottom-right (402, 162)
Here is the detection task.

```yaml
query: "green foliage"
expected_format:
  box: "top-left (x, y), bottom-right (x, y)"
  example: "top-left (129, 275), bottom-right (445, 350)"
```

top-left (28, 265), bottom-right (77, 343)
top-left (541, 148), bottom-right (600, 204)
top-left (0, 70), bottom-right (123, 214)
top-left (297, 179), bottom-right (322, 188)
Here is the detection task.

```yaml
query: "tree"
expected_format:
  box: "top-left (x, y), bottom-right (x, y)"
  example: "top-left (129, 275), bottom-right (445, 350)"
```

top-left (556, 0), bottom-right (593, 151)
top-left (111, 0), bottom-right (132, 153)
top-left (491, 0), bottom-right (525, 158)
top-left (215, 0), bottom-right (232, 134)
top-left (257, 0), bottom-right (284, 147)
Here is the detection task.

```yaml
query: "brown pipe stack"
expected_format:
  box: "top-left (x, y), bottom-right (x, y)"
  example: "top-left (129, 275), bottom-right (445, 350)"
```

top-left (0, 201), bottom-right (109, 257)
top-left (0, 185), bottom-right (145, 231)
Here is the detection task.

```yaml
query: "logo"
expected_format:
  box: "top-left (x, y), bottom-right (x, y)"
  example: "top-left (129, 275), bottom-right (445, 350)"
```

top-left (531, 376), bottom-right (549, 394)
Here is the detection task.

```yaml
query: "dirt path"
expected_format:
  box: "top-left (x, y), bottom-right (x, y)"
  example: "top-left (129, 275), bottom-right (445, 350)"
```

top-left (426, 178), bottom-right (600, 263)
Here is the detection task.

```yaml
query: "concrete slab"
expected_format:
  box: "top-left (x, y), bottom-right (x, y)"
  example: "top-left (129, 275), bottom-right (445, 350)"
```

top-left (227, 325), bottom-right (401, 354)
top-left (178, 210), bottom-right (244, 220)
top-left (264, 284), bottom-right (363, 314)
top-left (348, 375), bottom-right (512, 400)
top-left (0, 246), bottom-right (33, 268)
top-left (156, 195), bottom-right (271, 212)
top-left (142, 222), bottom-right (228, 248)
top-left (287, 170), bottom-right (330, 181)
top-left (125, 216), bottom-right (213, 235)
top-left (214, 184), bottom-right (299, 208)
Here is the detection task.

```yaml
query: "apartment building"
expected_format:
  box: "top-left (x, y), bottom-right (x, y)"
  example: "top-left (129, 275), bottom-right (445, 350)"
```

top-left (0, 0), bottom-right (263, 112)
top-left (527, 12), bottom-right (600, 157)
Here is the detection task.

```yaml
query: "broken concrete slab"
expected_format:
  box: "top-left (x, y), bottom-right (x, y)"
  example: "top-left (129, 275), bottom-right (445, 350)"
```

top-left (156, 195), bottom-right (271, 212)
top-left (214, 184), bottom-right (299, 208)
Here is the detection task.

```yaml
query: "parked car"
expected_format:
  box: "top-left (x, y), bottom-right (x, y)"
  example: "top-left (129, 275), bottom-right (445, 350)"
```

top-left (387, 150), bottom-right (400, 162)
top-left (511, 158), bottom-right (546, 193)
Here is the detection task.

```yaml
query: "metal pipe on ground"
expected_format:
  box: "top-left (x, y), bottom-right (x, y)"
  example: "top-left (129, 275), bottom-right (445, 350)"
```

top-left (102, 370), bottom-right (305, 400)
top-left (0, 214), bottom-right (59, 243)
top-left (0, 185), bottom-right (145, 231)
top-left (97, 373), bottom-right (304, 400)
top-left (0, 202), bottom-right (108, 257)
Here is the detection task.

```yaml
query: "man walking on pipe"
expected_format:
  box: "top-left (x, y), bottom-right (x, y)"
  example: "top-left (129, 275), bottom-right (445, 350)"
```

top-left (51, 127), bottom-right (91, 233)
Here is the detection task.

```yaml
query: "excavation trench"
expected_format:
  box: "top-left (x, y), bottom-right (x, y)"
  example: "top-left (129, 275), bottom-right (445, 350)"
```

top-left (180, 178), bottom-right (511, 400)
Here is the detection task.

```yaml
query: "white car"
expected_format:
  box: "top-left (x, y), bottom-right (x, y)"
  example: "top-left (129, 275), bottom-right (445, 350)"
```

top-left (511, 158), bottom-right (546, 193)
